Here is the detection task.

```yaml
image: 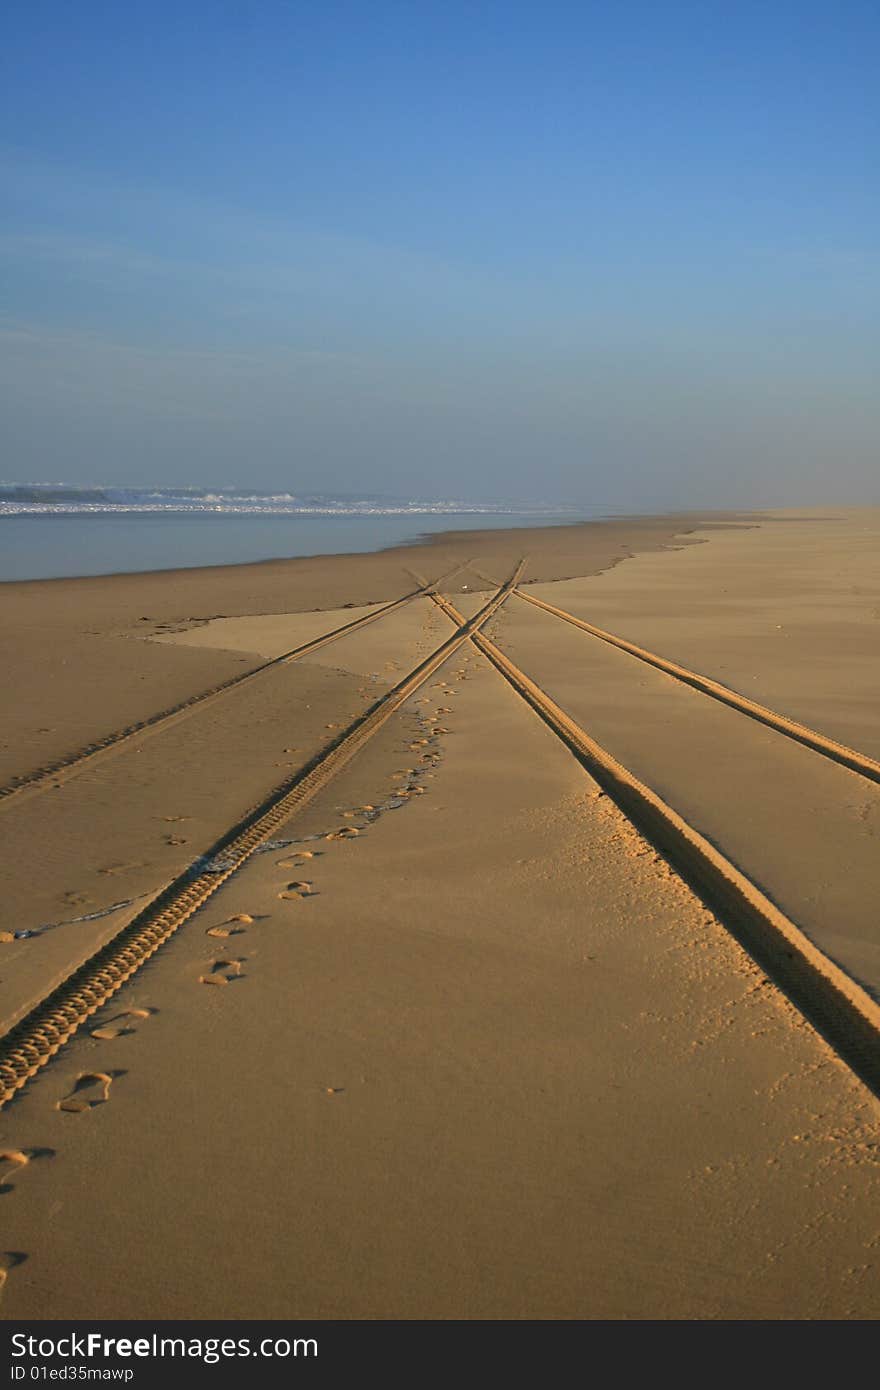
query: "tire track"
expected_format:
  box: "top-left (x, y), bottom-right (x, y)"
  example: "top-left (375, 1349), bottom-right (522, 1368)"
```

top-left (431, 591), bottom-right (880, 1098)
top-left (514, 587), bottom-right (880, 787)
top-left (0, 561), bottom-right (472, 810)
top-left (0, 565), bottom-right (521, 1108)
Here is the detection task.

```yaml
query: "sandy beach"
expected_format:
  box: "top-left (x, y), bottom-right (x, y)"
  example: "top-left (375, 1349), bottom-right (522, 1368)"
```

top-left (1, 507), bottom-right (879, 1319)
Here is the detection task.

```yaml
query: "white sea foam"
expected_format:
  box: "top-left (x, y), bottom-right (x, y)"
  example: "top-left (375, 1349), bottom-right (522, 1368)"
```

top-left (0, 485), bottom-right (576, 518)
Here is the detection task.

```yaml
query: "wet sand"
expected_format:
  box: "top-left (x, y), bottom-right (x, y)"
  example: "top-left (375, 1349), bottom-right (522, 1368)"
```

top-left (1, 508), bottom-right (879, 1319)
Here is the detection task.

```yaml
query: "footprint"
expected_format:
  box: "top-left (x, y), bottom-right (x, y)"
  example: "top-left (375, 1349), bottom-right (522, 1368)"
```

top-left (0, 1252), bottom-right (26, 1296)
top-left (164, 835), bottom-right (188, 846)
top-left (206, 911), bottom-right (255, 938)
top-left (91, 1008), bottom-right (152, 1040)
top-left (0, 1151), bottom-right (29, 1195)
top-left (0, 1148), bottom-right (53, 1196)
top-left (326, 827), bottom-right (360, 840)
top-left (276, 852), bottom-right (316, 869)
top-left (278, 881), bottom-right (314, 900)
top-left (199, 959), bottom-right (244, 986)
top-left (161, 815), bottom-right (190, 823)
top-left (57, 1072), bottom-right (114, 1113)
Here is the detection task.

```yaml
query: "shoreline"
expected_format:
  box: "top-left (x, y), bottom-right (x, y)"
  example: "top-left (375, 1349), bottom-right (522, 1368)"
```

top-left (0, 509), bottom-right (739, 795)
top-left (0, 505), bottom-right (751, 590)
top-left (0, 507), bottom-right (586, 587)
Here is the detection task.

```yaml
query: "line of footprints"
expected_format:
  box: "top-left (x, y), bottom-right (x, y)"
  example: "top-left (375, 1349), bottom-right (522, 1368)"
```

top-left (197, 672), bottom-right (465, 987)
top-left (197, 693), bottom-right (457, 979)
top-left (0, 668), bottom-right (471, 1295)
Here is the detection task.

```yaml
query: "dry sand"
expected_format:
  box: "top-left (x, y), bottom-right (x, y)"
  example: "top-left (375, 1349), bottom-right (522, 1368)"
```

top-left (1, 508), bottom-right (879, 1319)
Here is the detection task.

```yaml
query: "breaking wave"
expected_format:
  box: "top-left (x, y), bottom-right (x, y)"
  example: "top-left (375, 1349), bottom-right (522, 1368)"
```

top-left (0, 484), bottom-right (577, 518)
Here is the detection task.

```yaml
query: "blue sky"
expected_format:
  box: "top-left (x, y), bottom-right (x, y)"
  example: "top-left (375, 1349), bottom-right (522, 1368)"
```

top-left (2, 1), bottom-right (877, 505)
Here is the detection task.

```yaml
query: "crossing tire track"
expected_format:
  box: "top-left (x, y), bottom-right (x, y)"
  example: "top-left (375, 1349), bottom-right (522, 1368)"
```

top-left (0, 566), bottom-right (521, 1108)
top-left (431, 591), bottom-right (880, 1098)
top-left (0, 561), bottom-right (473, 810)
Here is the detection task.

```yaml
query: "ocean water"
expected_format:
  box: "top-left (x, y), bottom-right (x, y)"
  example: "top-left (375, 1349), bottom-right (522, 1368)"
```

top-left (0, 489), bottom-right (584, 581)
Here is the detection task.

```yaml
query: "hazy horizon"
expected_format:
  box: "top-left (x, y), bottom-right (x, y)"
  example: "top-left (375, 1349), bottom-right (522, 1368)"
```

top-left (3, 3), bottom-right (878, 511)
